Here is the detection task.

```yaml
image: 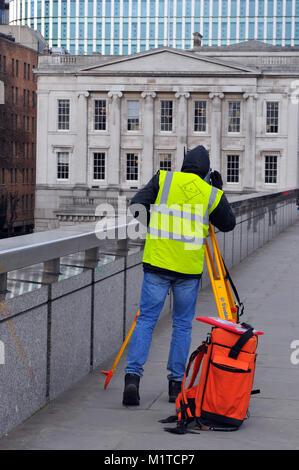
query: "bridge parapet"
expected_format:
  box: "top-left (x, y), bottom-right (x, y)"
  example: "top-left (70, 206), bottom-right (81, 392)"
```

top-left (0, 189), bottom-right (298, 437)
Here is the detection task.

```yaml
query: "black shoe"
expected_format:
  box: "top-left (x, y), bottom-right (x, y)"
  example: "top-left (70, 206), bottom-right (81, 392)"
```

top-left (168, 380), bottom-right (182, 403)
top-left (122, 373), bottom-right (140, 406)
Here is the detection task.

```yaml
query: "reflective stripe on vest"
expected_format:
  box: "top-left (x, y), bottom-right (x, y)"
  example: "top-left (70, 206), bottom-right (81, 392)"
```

top-left (143, 171), bottom-right (223, 275)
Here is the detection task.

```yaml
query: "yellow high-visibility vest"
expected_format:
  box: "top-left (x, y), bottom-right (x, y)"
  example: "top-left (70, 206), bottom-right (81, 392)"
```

top-left (143, 170), bottom-right (223, 275)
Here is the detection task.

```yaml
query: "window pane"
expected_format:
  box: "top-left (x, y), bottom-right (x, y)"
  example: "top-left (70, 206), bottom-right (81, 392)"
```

top-left (94, 100), bottom-right (107, 130)
top-left (58, 99), bottom-right (70, 130)
top-left (228, 101), bottom-right (240, 133)
top-left (93, 152), bottom-right (105, 180)
top-left (160, 100), bottom-right (173, 131)
top-left (57, 152), bottom-right (69, 179)
top-left (194, 101), bottom-right (207, 132)
top-left (126, 153), bottom-right (138, 180)
top-left (265, 155), bottom-right (277, 183)
top-left (159, 153), bottom-right (172, 171)
top-left (127, 100), bottom-right (139, 130)
top-left (227, 154), bottom-right (239, 183)
top-left (266, 102), bottom-right (279, 133)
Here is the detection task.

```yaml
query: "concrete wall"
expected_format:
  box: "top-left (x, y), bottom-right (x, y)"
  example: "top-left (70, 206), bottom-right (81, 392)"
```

top-left (0, 190), bottom-right (298, 437)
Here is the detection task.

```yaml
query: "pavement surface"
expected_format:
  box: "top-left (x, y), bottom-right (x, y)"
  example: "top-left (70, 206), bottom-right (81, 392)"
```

top-left (0, 222), bottom-right (299, 451)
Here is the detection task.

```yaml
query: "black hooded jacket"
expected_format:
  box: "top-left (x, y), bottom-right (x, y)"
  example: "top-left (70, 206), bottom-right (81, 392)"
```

top-left (130, 145), bottom-right (236, 279)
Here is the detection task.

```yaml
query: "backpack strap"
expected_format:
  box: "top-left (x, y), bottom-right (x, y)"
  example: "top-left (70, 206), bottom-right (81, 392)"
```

top-left (180, 342), bottom-right (207, 421)
top-left (228, 325), bottom-right (254, 360)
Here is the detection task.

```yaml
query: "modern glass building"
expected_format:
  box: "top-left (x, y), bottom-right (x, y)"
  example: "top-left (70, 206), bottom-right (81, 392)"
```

top-left (8, 0), bottom-right (299, 55)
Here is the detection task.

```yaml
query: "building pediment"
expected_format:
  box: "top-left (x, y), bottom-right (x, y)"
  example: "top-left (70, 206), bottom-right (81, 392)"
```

top-left (80, 47), bottom-right (259, 75)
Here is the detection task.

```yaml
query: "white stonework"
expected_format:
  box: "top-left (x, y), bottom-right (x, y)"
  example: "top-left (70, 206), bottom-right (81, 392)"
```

top-left (34, 44), bottom-right (299, 230)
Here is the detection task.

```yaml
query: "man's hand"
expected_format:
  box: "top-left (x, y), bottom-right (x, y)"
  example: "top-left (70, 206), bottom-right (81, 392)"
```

top-left (210, 170), bottom-right (223, 190)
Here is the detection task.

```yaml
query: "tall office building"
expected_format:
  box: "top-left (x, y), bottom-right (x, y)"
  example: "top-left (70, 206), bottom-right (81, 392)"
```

top-left (8, 0), bottom-right (299, 55)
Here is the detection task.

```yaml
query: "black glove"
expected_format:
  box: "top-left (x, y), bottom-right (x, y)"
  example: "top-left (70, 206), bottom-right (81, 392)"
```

top-left (210, 170), bottom-right (223, 190)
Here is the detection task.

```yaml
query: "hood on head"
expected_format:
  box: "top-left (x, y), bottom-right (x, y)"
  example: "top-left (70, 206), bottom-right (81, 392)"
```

top-left (181, 145), bottom-right (210, 179)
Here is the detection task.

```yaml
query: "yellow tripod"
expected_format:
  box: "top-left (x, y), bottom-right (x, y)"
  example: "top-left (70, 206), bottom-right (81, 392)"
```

top-left (204, 224), bottom-right (239, 322)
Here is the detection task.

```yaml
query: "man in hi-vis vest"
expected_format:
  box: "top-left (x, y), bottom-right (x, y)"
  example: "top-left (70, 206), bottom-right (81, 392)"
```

top-left (123, 145), bottom-right (236, 406)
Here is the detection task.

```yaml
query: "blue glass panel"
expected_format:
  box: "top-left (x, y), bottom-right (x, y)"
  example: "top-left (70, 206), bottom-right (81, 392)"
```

top-left (115, 0), bottom-right (120, 16)
top-left (231, 0), bottom-right (236, 17)
top-left (249, 0), bottom-right (255, 16)
top-left (149, 22), bottom-right (155, 39)
top-left (267, 21), bottom-right (273, 40)
top-left (141, 22), bottom-right (146, 38)
top-left (61, 0), bottom-right (67, 16)
top-left (230, 22), bottom-right (236, 40)
top-left (212, 22), bottom-right (218, 40)
top-left (123, 0), bottom-right (129, 16)
top-left (79, 22), bottom-right (84, 38)
top-left (159, 0), bottom-right (165, 16)
top-left (258, 21), bottom-right (264, 39)
top-left (203, 22), bottom-right (209, 38)
top-left (276, 21), bottom-right (282, 39)
top-left (185, 0), bottom-right (192, 16)
top-left (70, 22), bottom-right (76, 37)
top-left (114, 44), bottom-right (119, 54)
top-left (158, 22), bottom-right (164, 38)
top-left (194, 0), bottom-right (201, 16)
top-left (53, 22), bottom-right (58, 36)
top-left (285, 21), bottom-right (292, 41)
top-left (286, 0), bottom-right (292, 16)
top-left (132, 22), bottom-right (137, 39)
top-left (203, 0), bottom-right (209, 16)
top-left (88, 0), bottom-right (93, 16)
top-left (105, 22), bottom-right (110, 36)
top-left (176, 21), bottom-right (182, 39)
top-left (296, 3), bottom-right (299, 15)
top-left (258, 0), bottom-right (264, 16)
top-left (106, 0), bottom-right (111, 16)
top-left (61, 23), bottom-right (67, 39)
top-left (114, 23), bottom-right (119, 38)
top-left (267, 0), bottom-right (273, 16)
top-left (123, 23), bottom-right (128, 38)
top-left (132, 0), bottom-right (138, 16)
top-left (53, 0), bottom-right (58, 16)
top-left (222, 0), bottom-right (228, 16)
top-left (70, 0), bottom-right (76, 16)
top-left (177, 0), bottom-right (182, 16)
top-left (239, 22), bottom-right (245, 39)
top-left (150, 0), bottom-right (155, 16)
top-left (240, 0), bottom-right (246, 16)
top-left (97, 0), bottom-right (102, 16)
top-left (277, 0), bottom-right (283, 16)
top-left (105, 42), bottom-right (110, 54)
top-left (88, 23), bottom-right (93, 38)
top-left (141, 0), bottom-right (147, 16)
top-left (249, 21), bottom-right (254, 38)
top-left (79, 1), bottom-right (84, 16)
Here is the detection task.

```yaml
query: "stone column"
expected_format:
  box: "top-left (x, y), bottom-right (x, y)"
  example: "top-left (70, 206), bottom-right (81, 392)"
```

top-left (36, 90), bottom-right (49, 185)
top-left (76, 91), bottom-right (90, 186)
top-left (175, 92), bottom-right (190, 170)
top-left (108, 91), bottom-right (123, 186)
top-left (209, 92), bottom-right (224, 171)
top-left (141, 91), bottom-right (156, 185)
top-left (243, 93), bottom-right (258, 190)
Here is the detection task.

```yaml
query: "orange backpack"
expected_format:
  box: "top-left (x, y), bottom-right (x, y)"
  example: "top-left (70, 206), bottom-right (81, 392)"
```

top-left (162, 323), bottom-right (260, 434)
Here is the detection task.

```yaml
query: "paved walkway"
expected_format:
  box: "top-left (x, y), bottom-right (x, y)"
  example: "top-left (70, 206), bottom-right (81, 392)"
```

top-left (0, 222), bottom-right (299, 450)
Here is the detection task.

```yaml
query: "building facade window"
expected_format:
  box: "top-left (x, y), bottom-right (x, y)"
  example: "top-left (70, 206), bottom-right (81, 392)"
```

top-left (226, 154), bottom-right (240, 183)
top-left (94, 99), bottom-right (107, 130)
top-left (159, 153), bottom-right (172, 171)
top-left (127, 100), bottom-right (139, 130)
top-left (194, 100), bottom-right (207, 132)
top-left (126, 152), bottom-right (139, 181)
top-left (160, 100), bottom-right (173, 132)
top-left (57, 99), bottom-right (70, 130)
top-left (228, 101), bottom-right (241, 133)
top-left (266, 102), bottom-right (279, 133)
top-left (57, 151), bottom-right (69, 179)
top-left (93, 152), bottom-right (106, 180)
top-left (265, 155), bottom-right (278, 184)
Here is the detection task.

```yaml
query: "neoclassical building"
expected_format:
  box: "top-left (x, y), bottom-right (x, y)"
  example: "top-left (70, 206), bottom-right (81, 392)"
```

top-left (35, 40), bottom-right (299, 230)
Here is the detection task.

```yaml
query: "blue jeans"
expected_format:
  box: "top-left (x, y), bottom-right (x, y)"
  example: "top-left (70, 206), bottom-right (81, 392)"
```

top-left (125, 271), bottom-right (200, 381)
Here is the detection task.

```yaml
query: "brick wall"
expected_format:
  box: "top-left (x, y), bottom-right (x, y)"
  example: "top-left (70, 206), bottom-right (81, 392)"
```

top-left (0, 34), bottom-right (38, 237)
